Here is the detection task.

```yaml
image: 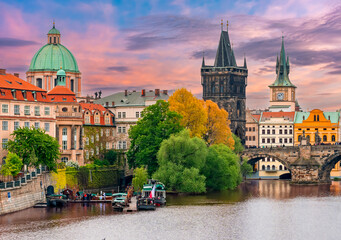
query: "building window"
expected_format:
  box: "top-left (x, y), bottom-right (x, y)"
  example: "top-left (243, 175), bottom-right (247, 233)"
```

top-left (262, 165), bottom-right (265, 170)
top-left (267, 165), bottom-right (270, 170)
top-left (118, 112), bottom-right (121, 118)
top-left (86, 137), bottom-right (89, 145)
top-left (34, 122), bottom-right (39, 129)
top-left (262, 130), bottom-right (265, 134)
top-left (267, 138), bottom-right (270, 143)
top-left (61, 157), bottom-right (68, 163)
top-left (279, 129), bottom-right (282, 134)
top-left (122, 112), bottom-right (126, 118)
top-left (262, 139), bottom-right (265, 143)
top-left (279, 165), bottom-right (283, 170)
top-left (118, 127), bottom-right (121, 133)
top-left (272, 165), bottom-right (276, 170)
top-left (91, 136), bottom-right (94, 143)
top-left (105, 115), bottom-right (110, 125)
top-left (62, 141), bottom-right (67, 150)
top-left (284, 138), bottom-right (287, 143)
top-left (2, 121), bottom-right (8, 130)
top-left (289, 129), bottom-right (293, 134)
top-left (90, 149), bottom-right (94, 156)
top-left (100, 129), bottom-right (103, 137)
top-left (323, 135), bottom-right (327, 142)
top-left (123, 141), bottom-right (127, 149)
top-left (106, 142), bottom-right (110, 149)
top-left (62, 128), bottom-right (67, 150)
top-left (85, 114), bottom-right (90, 124)
top-left (44, 107), bottom-right (50, 115)
top-left (106, 129), bottom-right (110, 137)
top-left (85, 151), bottom-right (89, 159)
top-left (118, 141), bottom-right (122, 149)
top-left (289, 138), bottom-right (292, 143)
top-left (14, 105), bottom-right (20, 115)
top-left (95, 113), bottom-right (100, 124)
top-left (96, 134), bottom-right (99, 141)
top-left (136, 112), bottom-right (140, 118)
top-left (267, 130), bottom-right (270, 134)
top-left (14, 121), bottom-right (19, 130)
top-left (2, 104), bottom-right (8, 113)
top-left (253, 136), bottom-right (255, 141)
top-left (2, 138), bottom-right (8, 149)
top-left (122, 127), bottom-right (126, 133)
top-left (284, 129), bottom-right (287, 134)
top-left (43, 123), bottom-right (49, 132)
top-left (24, 122), bottom-right (30, 128)
top-left (272, 138), bottom-right (275, 143)
top-left (34, 106), bottom-right (40, 116)
top-left (24, 106), bottom-right (30, 115)
top-left (96, 147), bottom-right (99, 155)
top-left (272, 129), bottom-right (275, 134)
top-left (112, 129), bottom-right (115, 137)
top-left (279, 138), bottom-right (283, 143)
top-left (332, 135), bottom-right (336, 142)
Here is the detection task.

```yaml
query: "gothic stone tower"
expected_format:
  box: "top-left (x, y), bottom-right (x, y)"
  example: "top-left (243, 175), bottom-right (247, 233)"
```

top-left (201, 23), bottom-right (248, 143)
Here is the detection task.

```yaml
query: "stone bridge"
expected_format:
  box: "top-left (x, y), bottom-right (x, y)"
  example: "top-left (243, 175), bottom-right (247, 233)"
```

top-left (241, 145), bottom-right (341, 183)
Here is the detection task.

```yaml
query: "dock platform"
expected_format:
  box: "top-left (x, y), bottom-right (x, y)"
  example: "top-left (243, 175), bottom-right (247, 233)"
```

top-left (124, 196), bottom-right (137, 212)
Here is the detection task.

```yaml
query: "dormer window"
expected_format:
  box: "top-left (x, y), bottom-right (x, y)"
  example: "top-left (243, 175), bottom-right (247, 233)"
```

top-left (63, 98), bottom-right (67, 101)
top-left (22, 90), bottom-right (27, 99)
top-left (32, 91), bottom-right (36, 101)
top-left (11, 89), bottom-right (16, 99)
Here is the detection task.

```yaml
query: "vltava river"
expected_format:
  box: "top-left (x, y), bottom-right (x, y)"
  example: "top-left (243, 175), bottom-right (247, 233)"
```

top-left (1, 180), bottom-right (341, 240)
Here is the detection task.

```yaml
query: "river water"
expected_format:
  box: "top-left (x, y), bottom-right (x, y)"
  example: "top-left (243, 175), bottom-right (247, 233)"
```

top-left (1, 180), bottom-right (341, 240)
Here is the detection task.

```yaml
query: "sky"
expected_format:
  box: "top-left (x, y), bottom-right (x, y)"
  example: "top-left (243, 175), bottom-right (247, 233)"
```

top-left (1, 0), bottom-right (341, 111)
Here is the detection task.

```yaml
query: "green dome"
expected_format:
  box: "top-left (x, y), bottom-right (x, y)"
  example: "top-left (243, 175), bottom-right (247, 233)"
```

top-left (57, 68), bottom-right (66, 76)
top-left (29, 44), bottom-right (80, 73)
top-left (48, 26), bottom-right (60, 35)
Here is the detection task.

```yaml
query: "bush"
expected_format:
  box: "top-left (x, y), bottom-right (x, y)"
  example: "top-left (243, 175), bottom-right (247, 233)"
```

top-left (0, 152), bottom-right (23, 177)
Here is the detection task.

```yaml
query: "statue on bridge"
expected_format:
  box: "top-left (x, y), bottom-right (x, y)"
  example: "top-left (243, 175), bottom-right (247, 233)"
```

top-left (315, 130), bottom-right (321, 145)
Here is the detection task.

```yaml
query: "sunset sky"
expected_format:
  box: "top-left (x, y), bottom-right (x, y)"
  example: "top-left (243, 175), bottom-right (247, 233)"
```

top-left (1, 0), bottom-right (341, 110)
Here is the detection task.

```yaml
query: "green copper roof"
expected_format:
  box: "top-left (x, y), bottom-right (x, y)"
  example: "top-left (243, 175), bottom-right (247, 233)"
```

top-left (48, 26), bottom-right (60, 35)
top-left (294, 112), bottom-right (310, 123)
top-left (294, 112), bottom-right (339, 123)
top-left (269, 37), bottom-right (296, 88)
top-left (57, 68), bottom-right (66, 76)
top-left (29, 44), bottom-right (80, 73)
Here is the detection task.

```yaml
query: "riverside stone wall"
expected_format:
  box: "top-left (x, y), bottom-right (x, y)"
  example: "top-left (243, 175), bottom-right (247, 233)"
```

top-left (0, 173), bottom-right (53, 215)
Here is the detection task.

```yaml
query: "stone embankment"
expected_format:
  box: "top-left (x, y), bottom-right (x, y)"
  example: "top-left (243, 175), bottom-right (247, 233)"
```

top-left (0, 172), bottom-right (53, 215)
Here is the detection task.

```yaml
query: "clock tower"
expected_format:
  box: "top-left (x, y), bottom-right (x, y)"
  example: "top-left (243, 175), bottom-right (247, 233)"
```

top-left (269, 36), bottom-right (296, 112)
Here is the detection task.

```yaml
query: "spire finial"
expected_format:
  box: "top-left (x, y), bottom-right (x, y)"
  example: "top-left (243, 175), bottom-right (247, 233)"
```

top-left (202, 51), bottom-right (206, 67)
top-left (221, 19), bottom-right (223, 31)
top-left (227, 20), bottom-right (229, 29)
top-left (53, 19), bottom-right (55, 28)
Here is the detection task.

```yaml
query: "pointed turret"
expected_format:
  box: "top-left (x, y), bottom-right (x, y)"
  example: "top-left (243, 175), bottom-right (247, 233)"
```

top-left (243, 55), bottom-right (247, 68)
top-left (213, 22), bottom-right (237, 67)
top-left (202, 52), bottom-right (205, 67)
top-left (269, 36), bottom-right (296, 88)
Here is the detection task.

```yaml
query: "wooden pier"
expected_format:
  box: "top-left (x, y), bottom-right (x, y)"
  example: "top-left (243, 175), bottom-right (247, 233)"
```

top-left (123, 196), bottom-right (137, 212)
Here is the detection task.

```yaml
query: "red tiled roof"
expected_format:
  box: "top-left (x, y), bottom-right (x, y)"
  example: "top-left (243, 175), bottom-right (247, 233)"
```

top-left (79, 103), bottom-right (108, 112)
top-left (0, 74), bottom-right (49, 102)
top-left (79, 102), bottom-right (114, 125)
top-left (0, 73), bottom-right (46, 91)
top-left (47, 86), bottom-right (76, 102)
top-left (252, 114), bottom-right (261, 121)
top-left (261, 111), bottom-right (295, 121)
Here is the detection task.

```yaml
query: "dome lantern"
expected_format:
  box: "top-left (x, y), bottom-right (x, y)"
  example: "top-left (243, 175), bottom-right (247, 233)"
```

top-left (56, 67), bottom-right (66, 86)
top-left (48, 21), bottom-right (61, 44)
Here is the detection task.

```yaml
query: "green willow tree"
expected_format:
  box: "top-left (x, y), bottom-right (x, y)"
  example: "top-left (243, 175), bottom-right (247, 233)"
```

top-left (127, 100), bottom-right (184, 175)
top-left (132, 167), bottom-right (148, 191)
top-left (153, 130), bottom-right (207, 193)
top-left (7, 127), bottom-right (60, 172)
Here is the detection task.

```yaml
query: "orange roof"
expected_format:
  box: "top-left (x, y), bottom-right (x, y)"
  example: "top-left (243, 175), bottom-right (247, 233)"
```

top-left (0, 73), bottom-right (46, 92)
top-left (47, 86), bottom-right (76, 103)
top-left (79, 102), bottom-right (108, 112)
top-left (261, 111), bottom-right (295, 121)
top-left (252, 114), bottom-right (261, 122)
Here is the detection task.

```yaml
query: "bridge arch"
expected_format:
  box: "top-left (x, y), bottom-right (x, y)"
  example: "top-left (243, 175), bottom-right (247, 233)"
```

top-left (244, 153), bottom-right (291, 172)
top-left (319, 153), bottom-right (341, 181)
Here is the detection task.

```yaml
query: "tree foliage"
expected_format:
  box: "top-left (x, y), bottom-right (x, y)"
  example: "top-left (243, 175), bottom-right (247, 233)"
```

top-left (202, 144), bottom-right (241, 191)
top-left (231, 133), bottom-right (244, 154)
top-left (7, 127), bottom-right (60, 171)
top-left (169, 88), bottom-right (207, 138)
top-left (240, 160), bottom-right (253, 179)
top-left (203, 100), bottom-right (234, 148)
top-left (0, 152), bottom-right (23, 177)
top-left (127, 100), bottom-right (184, 175)
top-left (153, 130), bottom-right (207, 193)
top-left (132, 167), bottom-right (148, 191)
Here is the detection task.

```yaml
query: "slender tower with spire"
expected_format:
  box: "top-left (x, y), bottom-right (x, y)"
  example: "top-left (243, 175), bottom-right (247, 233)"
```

top-left (201, 20), bottom-right (248, 143)
top-left (268, 36), bottom-right (296, 112)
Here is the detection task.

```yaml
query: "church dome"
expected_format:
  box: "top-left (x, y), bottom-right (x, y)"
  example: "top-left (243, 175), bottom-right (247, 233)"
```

top-left (28, 23), bottom-right (80, 73)
top-left (29, 44), bottom-right (79, 73)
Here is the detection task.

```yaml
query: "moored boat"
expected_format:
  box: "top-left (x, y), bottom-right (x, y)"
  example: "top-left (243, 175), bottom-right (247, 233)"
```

top-left (141, 180), bottom-right (166, 206)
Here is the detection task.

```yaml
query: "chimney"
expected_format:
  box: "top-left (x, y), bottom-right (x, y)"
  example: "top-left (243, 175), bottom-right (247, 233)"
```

top-left (155, 89), bottom-right (160, 96)
top-left (0, 69), bottom-right (6, 75)
top-left (14, 73), bottom-right (19, 78)
top-left (125, 90), bottom-right (128, 96)
top-left (141, 89), bottom-right (145, 96)
top-left (112, 101), bottom-right (115, 106)
top-left (162, 90), bottom-right (168, 95)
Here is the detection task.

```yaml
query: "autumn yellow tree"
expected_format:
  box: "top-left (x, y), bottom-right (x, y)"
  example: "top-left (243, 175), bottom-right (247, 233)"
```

top-left (169, 88), bottom-right (207, 138)
top-left (202, 100), bottom-right (235, 149)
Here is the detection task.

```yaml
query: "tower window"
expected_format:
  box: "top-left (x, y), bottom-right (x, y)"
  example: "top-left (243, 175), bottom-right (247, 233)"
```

top-left (54, 37), bottom-right (56, 44)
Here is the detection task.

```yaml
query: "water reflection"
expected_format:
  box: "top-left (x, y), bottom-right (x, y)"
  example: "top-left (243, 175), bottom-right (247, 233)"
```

top-left (1, 180), bottom-right (341, 240)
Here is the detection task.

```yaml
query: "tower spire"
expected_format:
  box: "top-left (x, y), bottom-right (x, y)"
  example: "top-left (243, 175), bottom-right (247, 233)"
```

top-left (202, 51), bottom-right (205, 67)
top-left (243, 53), bottom-right (247, 68)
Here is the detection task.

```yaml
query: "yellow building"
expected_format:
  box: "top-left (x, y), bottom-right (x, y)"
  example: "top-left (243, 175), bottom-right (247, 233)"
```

top-left (295, 109), bottom-right (340, 178)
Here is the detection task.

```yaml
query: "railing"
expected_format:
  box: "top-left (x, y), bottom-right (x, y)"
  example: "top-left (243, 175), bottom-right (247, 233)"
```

top-left (0, 166), bottom-right (48, 190)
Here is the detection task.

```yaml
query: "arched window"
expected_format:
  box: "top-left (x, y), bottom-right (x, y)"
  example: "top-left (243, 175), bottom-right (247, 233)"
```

top-left (314, 115), bottom-right (316, 121)
top-left (61, 157), bottom-right (68, 163)
top-left (70, 79), bottom-right (74, 92)
top-left (54, 78), bottom-right (57, 86)
top-left (54, 37), bottom-right (56, 44)
top-left (267, 165), bottom-right (270, 170)
top-left (85, 112), bottom-right (90, 124)
top-left (94, 112), bottom-right (100, 124)
top-left (332, 135), bottom-right (336, 142)
top-left (303, 116), bottom-right (305, 120)
top-left (36, 78), bottom-right (42, 88)
top-left (323, 135), bottom-right (327, 142)
top-left (262, 165), bottom-right (265, 170)
top-left (272, 165), bottom-right (276, 170)
top-left (49, 37), bottom-right (52, 43)
top-left (284, 166), bottom-right (287, 170)
top-left (317, 115), bottom-right (320, 121)
top-left (279, 165), bottom-right (283, 170)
